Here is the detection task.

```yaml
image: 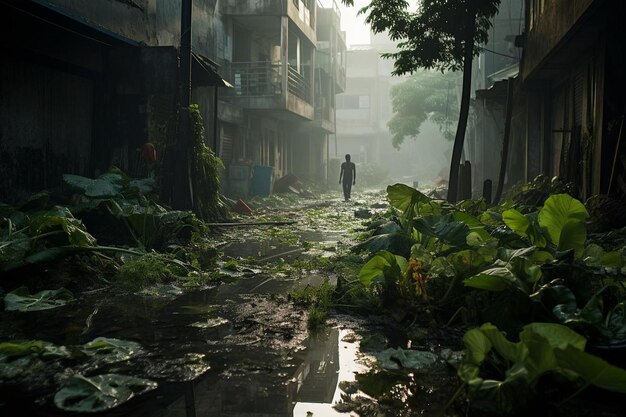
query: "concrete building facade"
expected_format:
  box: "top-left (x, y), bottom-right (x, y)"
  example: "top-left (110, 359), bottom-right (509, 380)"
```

top-left (0, 0), bottom-right (346, 201)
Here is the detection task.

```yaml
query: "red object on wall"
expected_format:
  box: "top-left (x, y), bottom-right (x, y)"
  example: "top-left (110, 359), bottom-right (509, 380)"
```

top-left (141, 143), bottom-right (157, 163)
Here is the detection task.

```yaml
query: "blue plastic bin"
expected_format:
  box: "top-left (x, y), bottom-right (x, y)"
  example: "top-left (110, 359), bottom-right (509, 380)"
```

top-left (251, 165), bottom-right (273, 196)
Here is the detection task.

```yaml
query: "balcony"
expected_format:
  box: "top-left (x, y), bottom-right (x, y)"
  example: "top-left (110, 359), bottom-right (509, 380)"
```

top-left (223, 61), bottom-right (314, 120)
top-left (221, 0), bottom-right (316, 43)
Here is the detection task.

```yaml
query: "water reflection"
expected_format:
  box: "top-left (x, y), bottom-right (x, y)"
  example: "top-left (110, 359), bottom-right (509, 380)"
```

top-left (160, 328), bottom-right (361, 417)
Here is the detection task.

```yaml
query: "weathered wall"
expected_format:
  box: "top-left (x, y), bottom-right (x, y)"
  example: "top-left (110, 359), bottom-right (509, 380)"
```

top-left (521, 0), bottom-right (595, 80)
top-left (41, 0), bottom-right (157, 44)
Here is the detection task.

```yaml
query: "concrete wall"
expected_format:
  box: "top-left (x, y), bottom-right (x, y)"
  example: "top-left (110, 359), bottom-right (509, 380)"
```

top-left (521, 0), bottom-right (595, 80)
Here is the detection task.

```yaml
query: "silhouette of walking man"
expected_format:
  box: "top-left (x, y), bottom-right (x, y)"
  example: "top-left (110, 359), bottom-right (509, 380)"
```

top-left (339, 154), bottom-right (356, 201)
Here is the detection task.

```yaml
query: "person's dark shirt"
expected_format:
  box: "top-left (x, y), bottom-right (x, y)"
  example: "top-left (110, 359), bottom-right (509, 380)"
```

top-left (340, 161), bottom-right (356, 183)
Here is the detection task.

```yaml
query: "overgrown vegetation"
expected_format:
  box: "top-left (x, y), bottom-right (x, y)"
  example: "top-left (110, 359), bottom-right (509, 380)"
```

top-left (344, 176), bottom-right (626, 413)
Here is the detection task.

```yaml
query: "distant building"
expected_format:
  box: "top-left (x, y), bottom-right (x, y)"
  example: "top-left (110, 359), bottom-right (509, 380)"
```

top-left (336, 32), bottom-right (401, 165)
top-left (0, 0), bottom-right (347, 201)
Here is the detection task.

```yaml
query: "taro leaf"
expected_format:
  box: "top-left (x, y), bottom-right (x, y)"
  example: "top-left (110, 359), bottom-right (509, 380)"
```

top-left (520, 322), bottom-right (586, 351)
top-left (81, 337), bottom-right (142, 363)
top-left (558, 220), bottom-right (587, 257)
top-left (373, 221), bottom-right (402, 236)
top-left (502, 209), bottom-right (546, 245)
top-left (463, 268), bottom-right (518, 292)
top-left (0, 340), bottom-right (45, 360)
top-left (462, 328), bottom-right (492, 365)
top-left (54, 374), bottom-right (157, 413)
top-left (0, 234), bottom-right (31, 264)
top-left (63, 174), bottom-right (123, 198)
top-left (413, 215), bottom-right (469, 247)
top-left (530, 283), bottom-right (576, 309)
top-left (34, 207), bottom-right (96, 247)
top-left (554, 345), bottom-right (626, 392)
top-left (386, 183), bottom-right (430, 214)
top-left (448, 249), bottom-right (487, 276)
top-left (502, 209), bottom-right (529, 236)
top-left (129, 178), bottom-right (156, 194)
top-left (377, 347), bottom-right (437, 370)
top-left (479, 323), bottom-right (520, 362)
top-left (538, 194), bottom-right (588, 248)
top-left (452, 212), bottom-right (491, 242)
top-left (355, 233), bottom-right (414, 258)
top-left (4, 287), bottom-right (74, 312)
top-left (359, 251), bottom-right (407, 287)
top-left (0, 340), bottom-right (70, 360)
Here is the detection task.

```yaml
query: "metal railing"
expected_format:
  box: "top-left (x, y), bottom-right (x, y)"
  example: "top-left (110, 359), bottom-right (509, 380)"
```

top-left (225, 61), bottom-right (312, 104)
top-left (287, 64), bottom-right (312, 103)
top-left (228, 61), bottom-right (283, 97)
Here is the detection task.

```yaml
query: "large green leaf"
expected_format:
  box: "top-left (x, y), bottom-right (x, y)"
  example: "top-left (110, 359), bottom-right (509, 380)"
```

top-left (558, 220), bottom-right (587, 257)
top-left (479, 323), bottom-right (519, 362)
top-left (359, 251), bottom-right (407, 287)
top-left (452, 212), bottom-right (491, 241)
top-left (554, 345), bottom-right (626, 392)
top-left (355, 233), bottom-right (414, 258)
top-left (538, 194), bottom-right (588, 247)
top-left (502, 209), bottom-right (529, 236)
top-left (33, 207), bottom-right (96, 247)
top-left (463, 268), bottom-right (517, 292)
top-left (81, 337), bottom-right (143, 364)
top-left (413, 214), bottom-right (469, 247)
top-left (462, 328), bottom-right (492, 365)
top-left (376, 347), bottom-right (437, 370)
top-left (54, 374), bottom-right (157, 412)
top-left (386, 183), bottom-right (430, 213)
top-left (4, 287), bottom-right (74, 312)
top-left (63, 173), bottom-right (123, 198)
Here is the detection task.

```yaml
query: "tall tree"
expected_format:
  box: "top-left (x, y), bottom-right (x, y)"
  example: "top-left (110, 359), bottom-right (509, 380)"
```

top-left (388, 71), bottom-right (459, 148)
top-left (342, 0), bottom-right (501, 201)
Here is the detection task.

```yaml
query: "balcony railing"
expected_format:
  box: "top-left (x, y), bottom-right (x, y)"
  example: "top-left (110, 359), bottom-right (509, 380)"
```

top-left (287, 64), bottom-right (311, 102)
top-left (225, 61), bottom-right (312, 104)
top-left (228, 61), bottom-right (282, 97)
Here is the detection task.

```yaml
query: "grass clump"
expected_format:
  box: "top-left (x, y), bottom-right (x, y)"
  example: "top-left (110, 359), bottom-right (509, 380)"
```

top-left (115, 253), bottom-right (187, 291)
top-left (289, 279), bottom-right (334, 330)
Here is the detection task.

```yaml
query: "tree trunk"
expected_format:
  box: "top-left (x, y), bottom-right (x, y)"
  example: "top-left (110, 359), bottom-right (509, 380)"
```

top-left (494, 77), bottom-right (514, 204)
top-left (446, 8), bottom-right (477, 202)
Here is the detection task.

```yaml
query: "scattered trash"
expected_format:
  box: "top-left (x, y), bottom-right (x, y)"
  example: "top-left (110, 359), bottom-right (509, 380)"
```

top-left (354, 209), bottom-right (372, 219)
top-left (232, 199), bottom-right (253, 215)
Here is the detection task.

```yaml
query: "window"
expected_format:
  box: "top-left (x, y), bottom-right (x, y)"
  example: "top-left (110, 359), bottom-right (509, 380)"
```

top-left (337, 94), bottom-right (370, 109)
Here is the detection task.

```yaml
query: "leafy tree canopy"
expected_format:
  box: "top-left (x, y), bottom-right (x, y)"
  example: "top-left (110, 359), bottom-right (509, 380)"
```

top-left (342, 0), bottom-right (501, 75)
top-left (388, 70), bottom-right (459, 148)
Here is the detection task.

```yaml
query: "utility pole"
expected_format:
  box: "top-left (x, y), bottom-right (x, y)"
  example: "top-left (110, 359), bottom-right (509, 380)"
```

top-left (180, 0), bottom-right (192, 108)
top-left (172, 0), bottom-right (193, 210)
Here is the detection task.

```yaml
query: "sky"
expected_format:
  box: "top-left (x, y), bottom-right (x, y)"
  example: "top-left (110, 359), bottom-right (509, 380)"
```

top-left (336, 0), bottom-right (371, 47)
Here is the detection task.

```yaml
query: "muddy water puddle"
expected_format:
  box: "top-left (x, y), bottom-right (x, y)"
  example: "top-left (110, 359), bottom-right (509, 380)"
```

top-left (1, 190), bottom-right (459, 417)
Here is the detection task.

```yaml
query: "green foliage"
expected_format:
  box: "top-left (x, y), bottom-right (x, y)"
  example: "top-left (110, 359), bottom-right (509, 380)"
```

top-left (4, 287), bottom-right (74, 311)
top-left (538, 194), bottom-right (589, 255)
top-left (342, 0), bottom-right (501, 74)
top-left (187, 104), bottom-right (225, 221)
top-left (81, 337), bottom-right (143, 364)
top-left (115, 253), bottom-right (189, 291)
top-left (0, 204), bottom-right (97, 271)
top-left (376, 347), bottom-right (438, 370)
top-left (289, 279), bottom-right (335, 329)
top-left (388, 71), bottom-right (459, 147)
top-left (460, 322), bottom-right (626, 413)
top-left (54, 374), bottom-right (157, 413)
top-left (359, 251), bottom-right (408, 288)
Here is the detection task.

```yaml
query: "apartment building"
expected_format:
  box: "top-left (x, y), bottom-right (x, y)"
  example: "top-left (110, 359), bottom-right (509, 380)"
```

top-left (0, 0), bottom-right (346, 200)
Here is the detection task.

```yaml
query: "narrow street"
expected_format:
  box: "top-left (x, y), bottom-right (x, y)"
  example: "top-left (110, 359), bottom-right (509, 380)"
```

top-left (0, 189), bottom-right (460, 417)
